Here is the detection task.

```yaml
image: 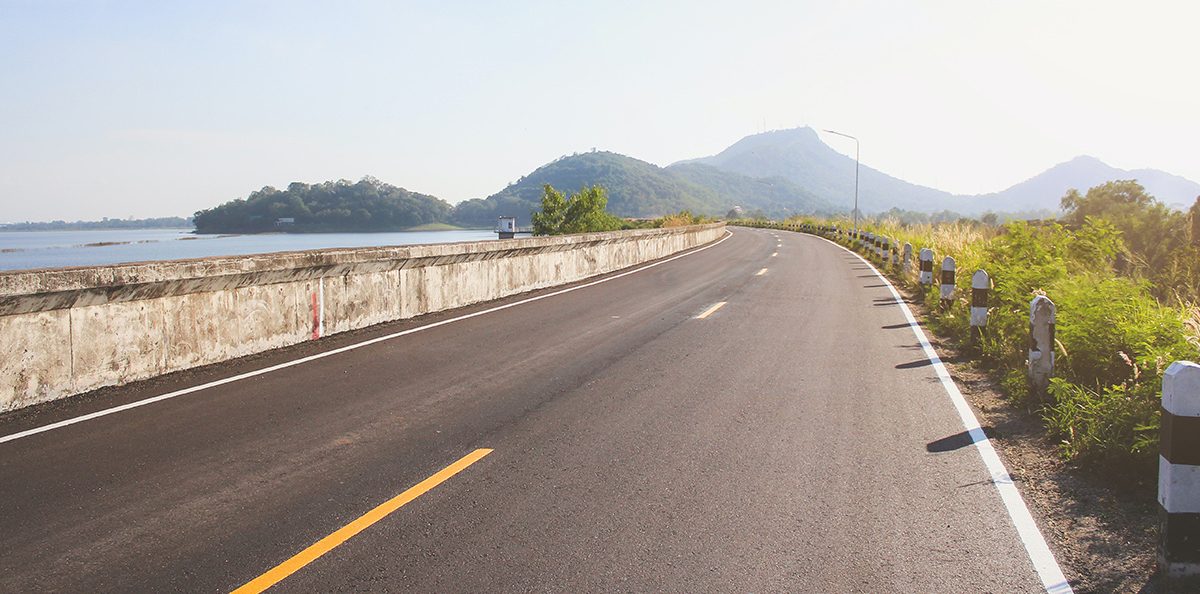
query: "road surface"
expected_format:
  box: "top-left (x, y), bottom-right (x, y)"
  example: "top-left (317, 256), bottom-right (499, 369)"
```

top-left (0, 227), bottom-right (1064, 593)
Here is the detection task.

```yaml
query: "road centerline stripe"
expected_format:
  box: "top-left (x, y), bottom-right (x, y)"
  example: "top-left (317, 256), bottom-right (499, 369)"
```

top-left (756, 268), bottom-right (768, 276)
top-left (230, 448), bottom-right (492, 594)
top-left (1, 231), bottom-right (733, 444)
top-left (695, 301), bottom-right (727, 319)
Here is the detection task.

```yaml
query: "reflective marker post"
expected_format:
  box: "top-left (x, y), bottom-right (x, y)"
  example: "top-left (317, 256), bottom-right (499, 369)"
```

top-left (918, 248), bottom-right (934, 286)
top-left (970, 270), bottom-right (989, 347)
top-left (939, 257), bottom-right (955, 311)
top-left (1160, 361), bottom-right (1200, 579)
top-left (1029, 296), bottom-right (1056, 397)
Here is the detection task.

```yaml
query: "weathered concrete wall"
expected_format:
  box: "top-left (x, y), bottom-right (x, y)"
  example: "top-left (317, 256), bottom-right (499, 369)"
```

top-left (0, 223), bottom-right (725, 412)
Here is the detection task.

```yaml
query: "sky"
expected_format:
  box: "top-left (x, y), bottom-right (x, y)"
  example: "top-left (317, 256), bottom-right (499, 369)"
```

top-left (2, 0), bottom-right (1198, 222)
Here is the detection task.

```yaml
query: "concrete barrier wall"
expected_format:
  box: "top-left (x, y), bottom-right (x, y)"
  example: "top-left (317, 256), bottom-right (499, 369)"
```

top-left (0, 223), bottom-right (725, 412)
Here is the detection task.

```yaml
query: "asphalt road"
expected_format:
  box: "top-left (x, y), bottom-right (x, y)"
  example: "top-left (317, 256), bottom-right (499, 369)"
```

top-left (0, 227), bottom-right (1056, 593)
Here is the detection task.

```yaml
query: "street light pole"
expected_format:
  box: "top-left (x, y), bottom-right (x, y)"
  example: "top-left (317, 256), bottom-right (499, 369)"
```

top-left (823, 129), bottom-right (859, 237)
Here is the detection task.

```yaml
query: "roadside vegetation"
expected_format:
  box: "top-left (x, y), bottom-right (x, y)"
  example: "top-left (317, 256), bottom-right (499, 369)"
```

top-left (743, 180), bottom-right (1200, 480)
top-left (531, 183), bottom-right (713, 235)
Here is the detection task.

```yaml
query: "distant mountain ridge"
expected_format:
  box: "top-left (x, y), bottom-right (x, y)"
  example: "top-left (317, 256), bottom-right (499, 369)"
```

top-left (195, 127), bottom-right (1200, 232)
top-left (976, 155), bottom-right (1200, 212)
top-left (450, 150), bottom-right (834, 228)
top-left (677, 127), bottom-right (1200, 215)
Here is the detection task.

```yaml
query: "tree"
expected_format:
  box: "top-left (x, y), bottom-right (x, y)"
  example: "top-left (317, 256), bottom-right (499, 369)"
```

top-left (531, 184), bottom-right (622, 235)
top-left (531, 184), bottom-right (567, 235)
top-left (1060, 180), bottom-right (1189, 282)
top-left (1060, 180), bottom-right (1154, 227)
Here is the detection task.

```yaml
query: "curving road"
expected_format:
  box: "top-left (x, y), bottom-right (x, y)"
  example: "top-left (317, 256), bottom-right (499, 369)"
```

top-left (0, 227), bottom-right (1065, 593)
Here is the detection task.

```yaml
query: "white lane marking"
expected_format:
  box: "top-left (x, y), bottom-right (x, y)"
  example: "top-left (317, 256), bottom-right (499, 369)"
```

top-left (756, 268), bottom-right (768, 276)
top-left (772, 252), bottom-right (778, 258)
top-left (816, 235), bottom-right (1073, 594)
top-left (1, 231), bottom-right (735, 445)
top-left (695, 301), bottom-right (727, 319)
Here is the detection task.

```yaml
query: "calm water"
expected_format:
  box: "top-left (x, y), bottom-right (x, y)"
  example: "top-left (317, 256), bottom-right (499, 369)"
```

top-left (0, 229), bottom-right (501, 272)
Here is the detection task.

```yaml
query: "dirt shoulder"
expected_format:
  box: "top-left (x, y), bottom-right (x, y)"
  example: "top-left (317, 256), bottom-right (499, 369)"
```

top-left (896, 286), bottom-right (1168, 593)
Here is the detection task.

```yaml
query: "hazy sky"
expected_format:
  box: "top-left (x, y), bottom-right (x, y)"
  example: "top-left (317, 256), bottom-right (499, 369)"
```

top-left (2, 1), bottom-right (1197, 222)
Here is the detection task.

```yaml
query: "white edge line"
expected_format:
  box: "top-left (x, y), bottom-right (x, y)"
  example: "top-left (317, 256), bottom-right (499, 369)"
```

top-left (810, 232), bottom-right (1074, 594)
top-left (1, 230), bottom-right (735, 445)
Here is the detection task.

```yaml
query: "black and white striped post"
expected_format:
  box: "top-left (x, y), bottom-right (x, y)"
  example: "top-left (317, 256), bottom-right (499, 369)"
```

top-left (1160, 360), bottom-right (1200, 579)
top-left (939, 257), bottom-right (955, 310)
top-left (891, 240), bottom-right (899, 267)
top-left (903, 243), bottom-right (913, 275)
top-left (1029, 295), bottom-right (1056, 396)
top-left (881, 236), bottom-right (890, 265)
top-left (918, 248), bottom-right (934, 286)
top-left (970, 270), bottom-right (989, 346)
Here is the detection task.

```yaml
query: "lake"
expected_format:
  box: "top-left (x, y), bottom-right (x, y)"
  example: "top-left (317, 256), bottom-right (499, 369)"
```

top-left (0, 229), bottom-right (502, 272)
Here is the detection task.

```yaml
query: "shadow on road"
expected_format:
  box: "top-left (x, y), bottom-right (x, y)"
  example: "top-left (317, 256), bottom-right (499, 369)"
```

top-left (896, 359), bottom-right (932, 369)
top-left (926, 428), bottom-right (999, 453)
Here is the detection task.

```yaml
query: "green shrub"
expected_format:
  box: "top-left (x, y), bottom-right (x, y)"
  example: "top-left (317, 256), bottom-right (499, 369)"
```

top-left (1044, 379), bottom-right (1161, 472)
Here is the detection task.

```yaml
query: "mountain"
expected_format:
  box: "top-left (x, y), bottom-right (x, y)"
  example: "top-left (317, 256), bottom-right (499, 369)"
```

top-left (974, 156), bottom-right (1200, 212)
top-left (450, 150), bottom-right (833, 228)
top-left (677, 127), bottom-right (965, 214)
top-left (681, 127), bottom-right (1200, 216)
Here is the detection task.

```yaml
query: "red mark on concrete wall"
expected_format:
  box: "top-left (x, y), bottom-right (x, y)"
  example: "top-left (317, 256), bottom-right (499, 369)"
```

top-left (311, 291), bottom-right (320, 340)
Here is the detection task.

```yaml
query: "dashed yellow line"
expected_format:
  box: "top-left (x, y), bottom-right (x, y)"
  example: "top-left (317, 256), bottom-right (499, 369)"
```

top-left (771, 252), bottom-right (778, 257)
top-left (230, 448), bottom-right (493, 594)
top-left (696, 301), bottom-right (727, 319)
top-left (756, 268), bottom-right (768, 276)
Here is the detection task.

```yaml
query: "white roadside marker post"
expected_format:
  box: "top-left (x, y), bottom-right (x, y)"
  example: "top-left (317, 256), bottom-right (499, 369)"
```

top-left (970, 270), bottom-right (989, 348)
top-left (1028, 295), bottom-right (1056, 397)
top-left (1159, 361), bottom-right (1200, 579)
top-left (939, 257), bottom-right (955, 310)
top-left (918, 248), bottom-right (934, 287)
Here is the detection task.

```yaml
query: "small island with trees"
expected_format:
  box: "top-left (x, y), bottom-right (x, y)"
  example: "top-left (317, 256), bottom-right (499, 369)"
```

top-left (192, 176), bottom-right (453, 234)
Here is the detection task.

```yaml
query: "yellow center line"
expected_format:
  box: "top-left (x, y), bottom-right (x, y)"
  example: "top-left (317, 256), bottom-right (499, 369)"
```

top-left (771, 252), bottom-right (778, 257)
top-left (756, 268), bottom-right (768, 276)
top-left (230, 448), bottom-right (493, 594)
top-left (695, 301), bottom-right (727, 319)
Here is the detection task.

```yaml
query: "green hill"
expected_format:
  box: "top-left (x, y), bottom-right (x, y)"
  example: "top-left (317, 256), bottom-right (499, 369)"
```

top-left (450, 151), bottom-right (833, 228)
top-left (193, 176), bottom-right (452, 234)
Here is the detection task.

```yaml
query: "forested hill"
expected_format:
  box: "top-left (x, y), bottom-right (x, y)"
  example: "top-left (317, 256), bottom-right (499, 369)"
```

top-left (450, 151), bottom-right (833, 228)
top-left (193, 177), bottom-right (452, 233)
